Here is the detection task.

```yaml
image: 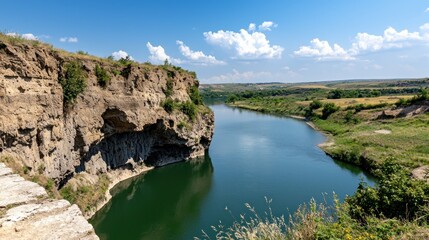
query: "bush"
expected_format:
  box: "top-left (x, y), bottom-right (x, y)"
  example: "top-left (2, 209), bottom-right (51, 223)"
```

top-left (190, 85), bottom-right (203, 105)
top-left (180, 101), bottom-right (197, 120)
top-left (164, 79), bottom-right (174, 97)
top-left (347, 160), bottom-right (429, 223)
top-left (309, 100), bottom-right (322, 110)
top-left (162, 98), bottom-right (176, 113)
top-left (95, 65), bottom-right (110, 88)
top-left (321, 103), bottom-right (339, 119)
top-left (226, 94), bottom-right (239, 103)
top-left (59, 61), bottom-right (87, 104)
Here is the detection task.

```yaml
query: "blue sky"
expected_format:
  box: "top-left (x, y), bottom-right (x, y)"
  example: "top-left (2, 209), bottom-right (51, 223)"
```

top-left (2, 0), bottom-right (429, 83)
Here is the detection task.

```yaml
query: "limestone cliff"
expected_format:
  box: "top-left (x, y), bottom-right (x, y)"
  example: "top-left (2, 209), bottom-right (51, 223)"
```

top-left (0, 36), bottom-right (214, 187)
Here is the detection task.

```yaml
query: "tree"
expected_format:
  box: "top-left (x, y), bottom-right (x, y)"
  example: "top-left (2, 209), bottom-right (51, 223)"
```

top-left (321, 103), bottom-right (339, 119)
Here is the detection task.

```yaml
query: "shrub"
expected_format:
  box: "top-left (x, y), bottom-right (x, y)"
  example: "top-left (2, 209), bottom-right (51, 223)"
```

top-left (347, 160), bottom-right (429, 223)
top-left (164, 79), bottom-right (174, 97)
top-left (95, 65), bottom-right (110, 88)
top-left (309, 100), bottom-right (322, 110)
top-left (180, 101), bottom-right (197, 120)
top-left (321, 103), bottom-right (339, 119)
top-left (190, 85), bottom-right (203, 105)
top-left (76, 50), bottom-right (88, 55)
top-left (226, 94), bottom-right (239, 103)
top-left (117, 56), bottom-right (133, 66)
top-left (59, 61), bottom-right (87, 104)
top-left (162, 98), bottom-right (176, 113)
top-left (59, 174), bottom-right (110, 214)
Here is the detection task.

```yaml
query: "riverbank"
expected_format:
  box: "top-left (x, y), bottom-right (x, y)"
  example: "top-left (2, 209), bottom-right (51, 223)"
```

top-left (229, 99), bottom-right (429, 177)
top-left (86, 164), bottom-right (154, 219)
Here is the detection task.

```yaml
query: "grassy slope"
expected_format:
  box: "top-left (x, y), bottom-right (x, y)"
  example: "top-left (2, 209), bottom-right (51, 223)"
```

top-left (200, 80), bottom-right (429, 239)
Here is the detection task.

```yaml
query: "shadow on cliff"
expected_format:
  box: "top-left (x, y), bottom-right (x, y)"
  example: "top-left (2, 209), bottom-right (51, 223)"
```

top-left (90, 153), bottom-right (214, 240)
top-left (73, 109), bottom-right (196, 185)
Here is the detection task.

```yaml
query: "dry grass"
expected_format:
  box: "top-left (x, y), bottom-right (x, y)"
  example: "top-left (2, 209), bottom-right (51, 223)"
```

top-left (298, 95), bottom-right (414, 109)
top-left (0, 155), bottom-right (60, 199)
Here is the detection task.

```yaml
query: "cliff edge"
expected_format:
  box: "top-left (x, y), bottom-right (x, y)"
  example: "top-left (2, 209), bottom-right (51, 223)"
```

top-left (0, 35), bottom-right (214, 215)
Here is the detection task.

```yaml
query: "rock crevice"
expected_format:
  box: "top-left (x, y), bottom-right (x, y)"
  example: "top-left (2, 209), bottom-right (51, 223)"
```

top-left (0, 39), bottom-right (214, 185)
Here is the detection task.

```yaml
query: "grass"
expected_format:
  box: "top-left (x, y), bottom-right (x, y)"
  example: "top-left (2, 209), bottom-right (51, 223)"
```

top-left (218, 89), bottom-right (429, 238)
top-left (59, 173), bottom-right (110, 214)
top-left (298, 95), bottom-right (414, 109)
top-left (198, 195), bottom-right (429, 240)
top-left (0, 155), bottom-right (61, 199)
top-left (229, 93), bottom-right (429, 175)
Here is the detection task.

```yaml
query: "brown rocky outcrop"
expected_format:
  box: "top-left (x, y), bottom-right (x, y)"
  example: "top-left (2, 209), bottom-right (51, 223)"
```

top-left (0, 37), bottom-right (214, 187)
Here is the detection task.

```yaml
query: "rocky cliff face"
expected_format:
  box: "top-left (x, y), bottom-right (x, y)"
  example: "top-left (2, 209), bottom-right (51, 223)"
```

top-left (0, 37), bottom-right (214, 186)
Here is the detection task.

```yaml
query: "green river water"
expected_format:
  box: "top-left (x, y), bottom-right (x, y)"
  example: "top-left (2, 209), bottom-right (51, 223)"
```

top-left (91, 104), bottom-right (375, 240)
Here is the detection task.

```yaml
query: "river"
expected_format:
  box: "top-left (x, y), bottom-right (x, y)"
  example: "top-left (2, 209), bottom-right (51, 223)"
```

top-left (90, 104), bottom-right (375, 239)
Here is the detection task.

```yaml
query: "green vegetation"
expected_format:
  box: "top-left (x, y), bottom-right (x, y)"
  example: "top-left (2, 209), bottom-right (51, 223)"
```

top-left (162, 98), bottom-right (176, 113)
top-left (164, 79), bottom-right (174, 97)
top-left (0, 156), bottom-right (60, 199)
top-left (95, 65), bottom-right (110, 88)
top-left (200, 161), bottom-right (429, 240)
top-left (190, 85), bottom-right (203, 105)
top-left (321, 102), bottom-right (340, 119)
top-left (396, 88), bottom-right (429, 106)
top-left (59, 61), bottom-right (87, 104)
top-left (180, 101), bottom-right (198, 120)
top-left (60, 174), bottom-right (110, 213)
top-left (76, 50), bottom-right (89, 55)
top-left (200, 79), bottom-right (429, 238)
top-left (162, 98), bottom-right (199, 121)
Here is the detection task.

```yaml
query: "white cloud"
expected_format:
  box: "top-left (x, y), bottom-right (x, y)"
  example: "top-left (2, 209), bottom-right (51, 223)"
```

top-left (7, 32), bottom-right (38, 40)
top-left (176, 40), bottom-right (225, 65)
top-left (204, 69), bottom-right (271, 83)
top-left (296, 25), bottom-right (429, 61)
top-left (425, 7), bottom-right (429, 12)
top-left (204, 27), bottom-right (283, 59)
top-left (111, 50), bottom-right (133, 61)
top-left (60, 37), bottom-right (78, 43)
top-left (6, 32), bottom-right (19, 37)
top-left (258, 21), bottom-right (277, 31)
top-left (294, 38), bottom-right (354, 61)
top-left (248, 23), bottom-right (256, 32)
top-left (351, 27), bottom-right (421, 54)
top-left (21, 33), bottom-right (37, 40)
top-left (420, 23), bottom-right (429, 32)
top-left (146, 42), bottom-right (181, 64)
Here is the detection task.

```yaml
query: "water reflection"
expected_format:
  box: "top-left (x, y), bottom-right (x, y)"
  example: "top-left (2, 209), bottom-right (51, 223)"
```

top-left (91, 154), bottom-right (213, 240)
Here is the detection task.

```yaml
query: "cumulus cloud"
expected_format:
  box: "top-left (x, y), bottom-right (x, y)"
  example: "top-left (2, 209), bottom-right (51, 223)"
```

top-left (296, 25), bottom-right (428, 61)
top-left (60, 37), bottom-right (78, 43)
top-left (111, 50), bottom-right (133, 60)
top-left (7, 32), bottom-right (38, 40)
top-left (204, 26), bottom-right (283, 59)
top-left (176, 40), bottom-right (225, 65)
top-left (425, 8), bottom-right (429, 12)
top-left (248, 23), bottom-right (256, 32)
top-left (420, 23), bottom-right (429, 32)
top-left (258, 21), bottom-right (277, 31)
top-left (146, 42), bottom-right (181, 64)
top-left (295, 38), bottom-right (354, 61)
top-left (204, 69), bottom-right (271, 83)
top-left (351, 27), bottom-right (421, 54)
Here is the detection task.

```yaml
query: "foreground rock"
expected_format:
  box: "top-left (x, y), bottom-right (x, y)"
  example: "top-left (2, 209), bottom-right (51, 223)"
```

top-left (0, 163), bottom-right (98, 240)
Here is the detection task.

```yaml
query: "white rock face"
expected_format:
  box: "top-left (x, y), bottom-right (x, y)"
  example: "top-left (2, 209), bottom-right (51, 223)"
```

top-left (0, 164), bottom-right (99, 240)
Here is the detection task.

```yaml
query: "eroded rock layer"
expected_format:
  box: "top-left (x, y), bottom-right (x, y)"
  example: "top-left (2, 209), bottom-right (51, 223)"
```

top-left (0, 39), bottom-right (214, 184)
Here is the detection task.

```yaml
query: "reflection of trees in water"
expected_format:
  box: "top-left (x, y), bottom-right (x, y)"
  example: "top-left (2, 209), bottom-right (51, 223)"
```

top-left (332, 159), bottom-right (376, 183)
top-left (91, 154), bottom-right (214, 240)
